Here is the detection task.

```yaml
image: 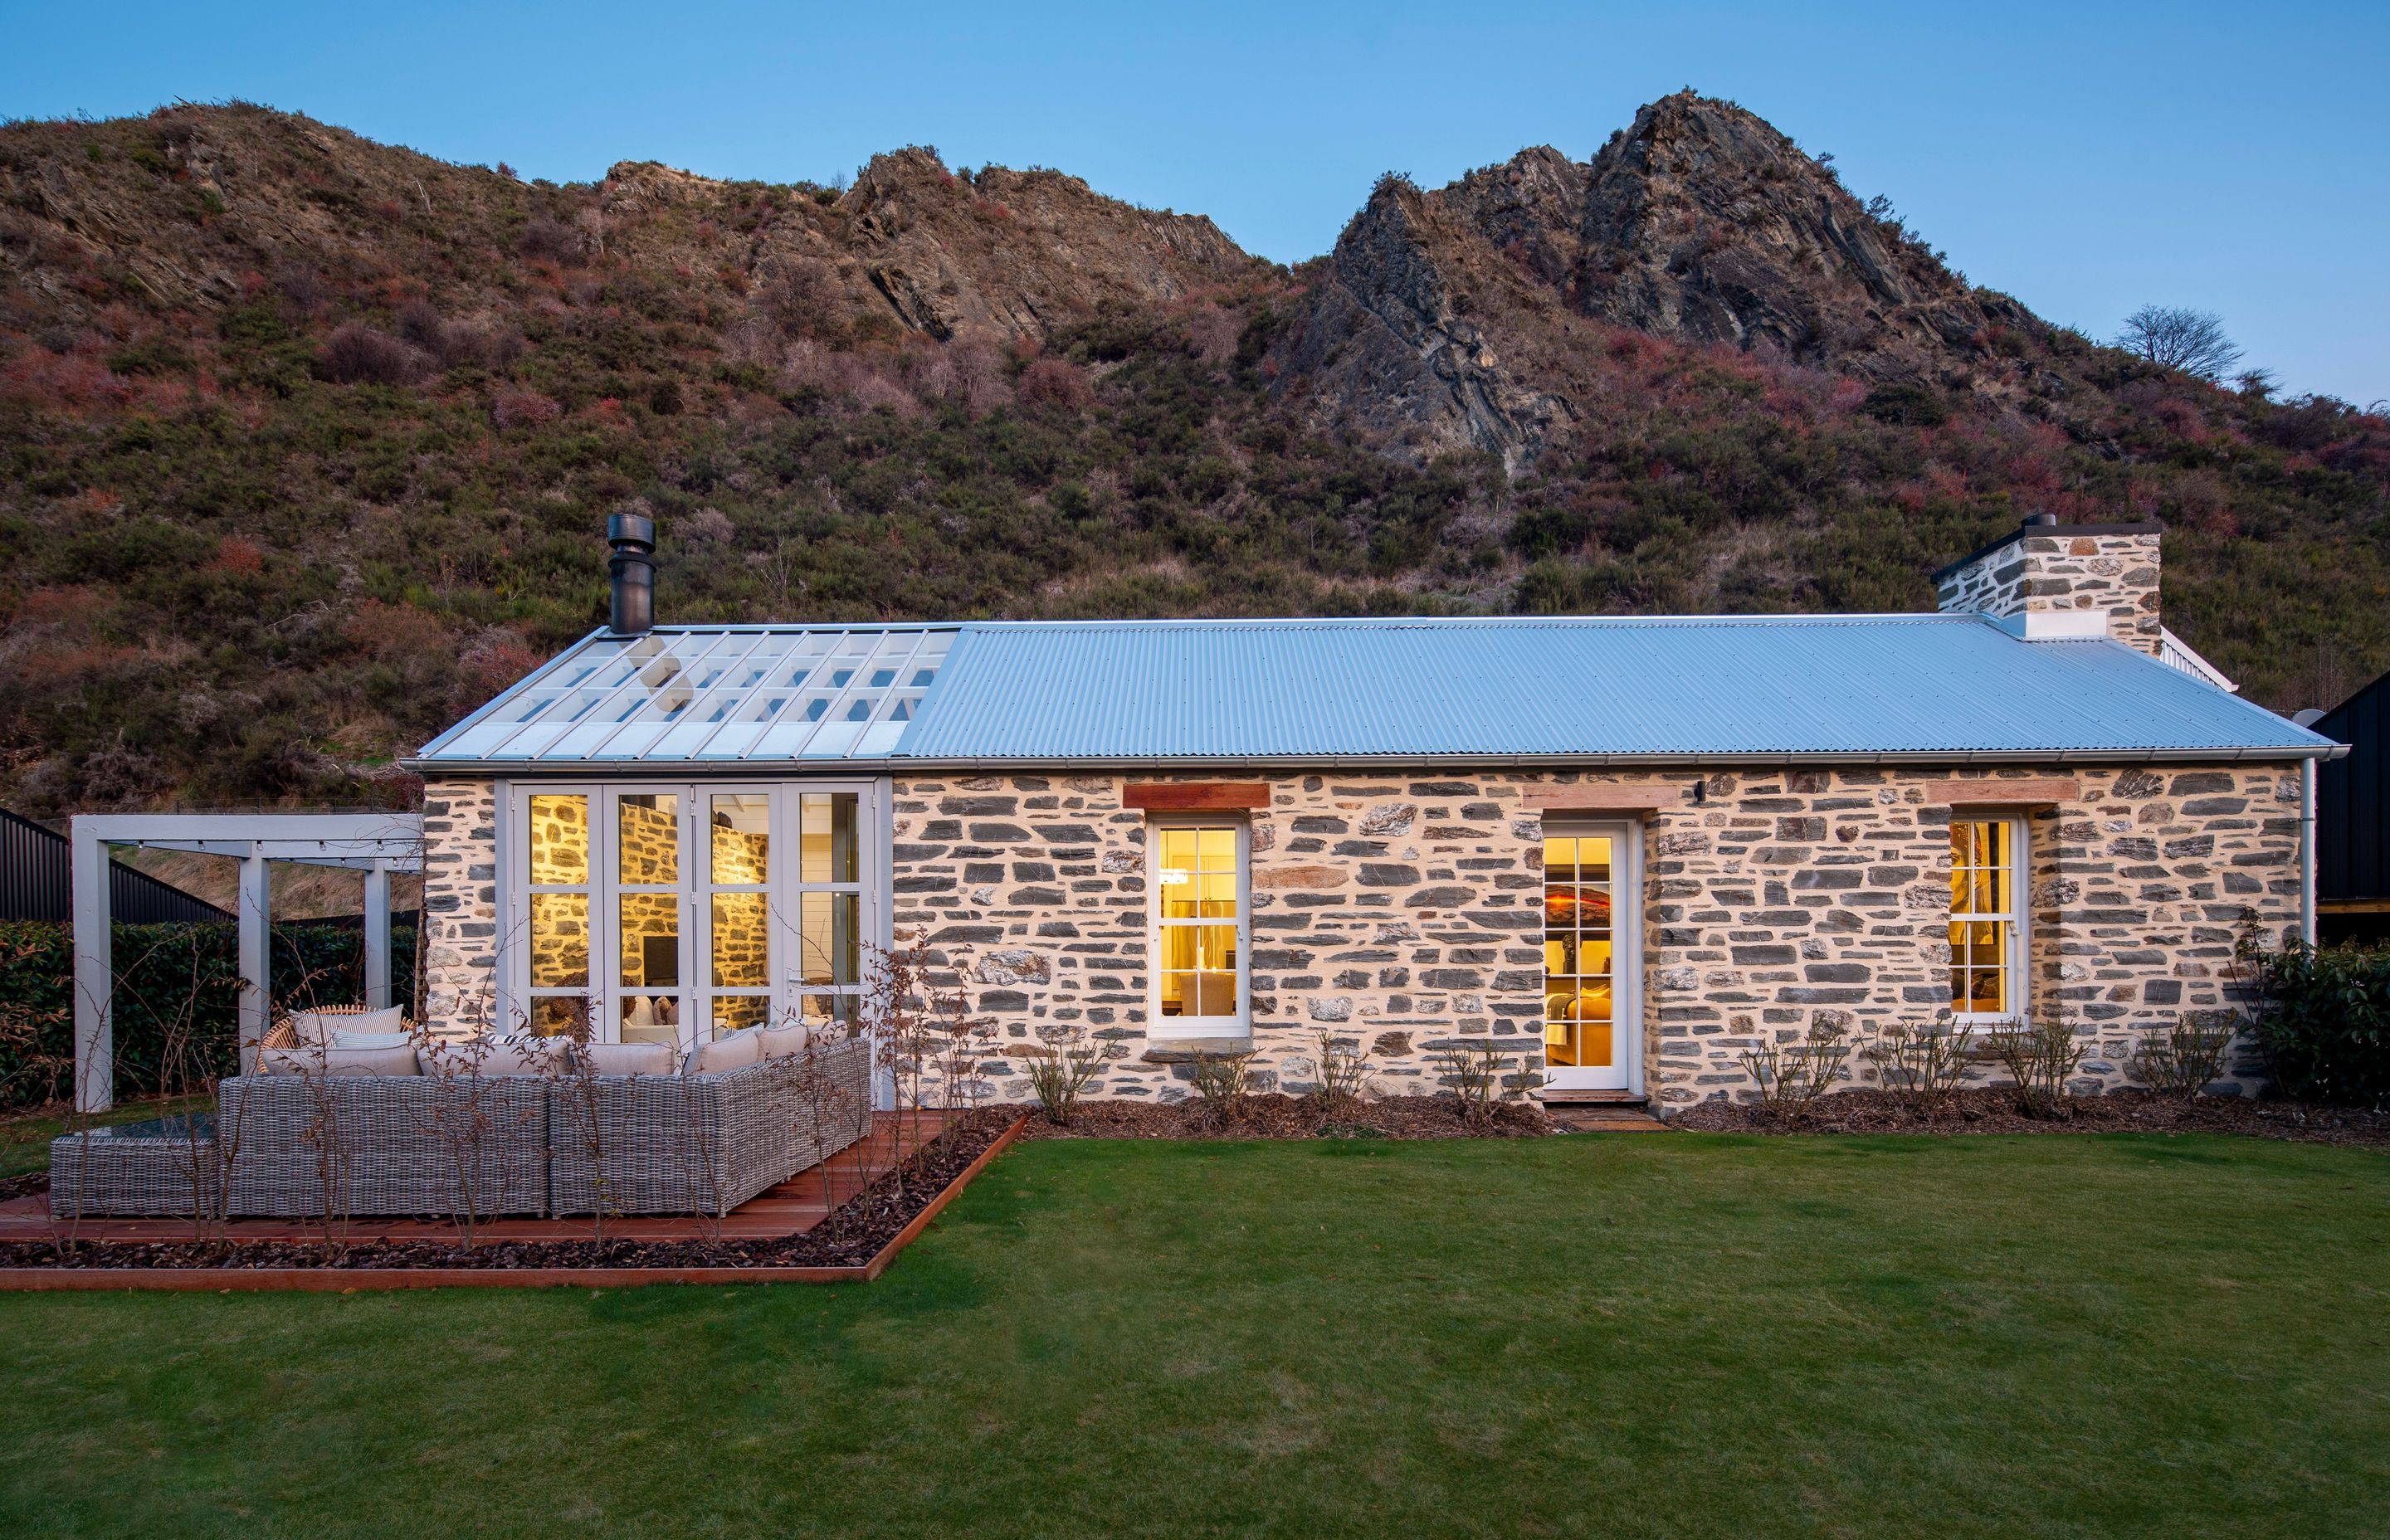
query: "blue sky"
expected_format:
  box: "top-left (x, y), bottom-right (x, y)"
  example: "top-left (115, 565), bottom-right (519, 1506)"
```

top-left (5, 1), bottom-right (2384, 403)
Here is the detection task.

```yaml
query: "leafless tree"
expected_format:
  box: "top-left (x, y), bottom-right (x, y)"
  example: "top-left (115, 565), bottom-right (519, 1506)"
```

top-left (2114, 305), bottom-right (2242, 382)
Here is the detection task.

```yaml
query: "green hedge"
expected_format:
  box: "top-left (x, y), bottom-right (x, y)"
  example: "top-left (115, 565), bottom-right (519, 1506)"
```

top-left (2251, 940), bottom-right (2390, 1109)
top-left (0, 919), bottom-right (419, 1111)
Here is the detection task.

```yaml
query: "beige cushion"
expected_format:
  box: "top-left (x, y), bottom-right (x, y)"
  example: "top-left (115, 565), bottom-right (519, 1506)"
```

top-left (574, 1042), bottom-right (676, 1077)
top-left (288, 1005), bottom-right (406, 1048)
top-left (757, 1021), bottom-right (807, 1060)
top-left (330, 1029), bottom-right (416, 1050)
top-left (690, 1029), bottom-right (762, 1075)
top-left (417, 1038), bottom-right (568, 1077)
top-left (260, 1045), bottom-right (421, 1078)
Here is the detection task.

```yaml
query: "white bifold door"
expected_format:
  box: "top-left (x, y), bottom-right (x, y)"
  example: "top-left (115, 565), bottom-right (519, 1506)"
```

top-left (510, 782), bottom-right (882, 1055)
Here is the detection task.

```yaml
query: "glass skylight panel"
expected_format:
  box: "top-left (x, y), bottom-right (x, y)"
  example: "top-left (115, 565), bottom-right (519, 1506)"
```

top-left (423, 626), bottom-right (958, 761)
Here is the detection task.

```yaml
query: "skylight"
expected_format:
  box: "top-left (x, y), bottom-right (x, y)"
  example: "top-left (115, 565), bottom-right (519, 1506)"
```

top-left (421, 627), bottom-right (955, 763)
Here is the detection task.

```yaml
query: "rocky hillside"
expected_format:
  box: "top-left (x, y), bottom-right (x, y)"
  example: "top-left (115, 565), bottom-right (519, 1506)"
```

top-left (1274, 94), bottom-right (2048, 470)
top-left (1, 96), bottom-right (2385, 812)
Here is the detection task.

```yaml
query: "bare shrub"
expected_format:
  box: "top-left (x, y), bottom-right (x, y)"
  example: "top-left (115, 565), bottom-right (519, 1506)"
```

top-left (758, 258), bottom-right (839, 338)
top-left (683, 505), bottom-right (736, 544)
top-left (1988, 1014), bottom-right (2089, 1117)
top-left (1865, 1020), bottom-right (1976, 1118)
top-left (1186, 1049), bottom-right (1256, 1128)
top-left (395, 298), bottom-right (446, 353)
top-left (544, 997), bottom-right (613, 1243)
top-left (1022, 1023), bottom-right (1111, 1125)
top-left (1738, 1021), bottom-right (1856, 1121)
top-left (2131, 1011), bottom-right (2236, 1098)
top-left (1430, 1040), bottom-right (1508, 1129)
top-left (318, 324), bottom-right (432, 386)
top-left (491, 387), bottom-right (562, 428)
top-left (1306, 1029), bottom-right (1373, 1115)
top-left (1017, 355), bottom-right (1094, 411)
top-left (517, 217), bottom-right (582, 261)
top-left (1182, 300), bottom-right (1241, 365)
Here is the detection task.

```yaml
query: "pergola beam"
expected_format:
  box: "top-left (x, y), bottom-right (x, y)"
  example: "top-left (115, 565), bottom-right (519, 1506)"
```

top-left (71, 812), bottom-right (426, 1112)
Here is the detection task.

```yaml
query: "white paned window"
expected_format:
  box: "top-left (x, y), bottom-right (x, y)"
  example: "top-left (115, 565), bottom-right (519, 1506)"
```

top-left (1149, 819), bottom-right (1250, 1037)
top-left (505, 782), bottom-right (884, 1051)
top-left (1949, 818), bottom-right (2026, 1021)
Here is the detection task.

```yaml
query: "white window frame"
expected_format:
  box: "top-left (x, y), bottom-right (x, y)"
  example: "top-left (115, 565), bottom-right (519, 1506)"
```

top-left (1948, 814), bottom-right (2029, 1026)
top-left (495, 778), bottom-right (890, 1052)
top-left (1145, 815), bottom-right (1251, 1040)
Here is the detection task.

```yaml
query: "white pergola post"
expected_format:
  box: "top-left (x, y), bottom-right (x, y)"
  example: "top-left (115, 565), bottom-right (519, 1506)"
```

top-left (237, 850), bottom-right (271, 1075)
top-left (363, 863), bottom-right (393, 1011)
top-left (69, 819), bottom-right (113, 1114)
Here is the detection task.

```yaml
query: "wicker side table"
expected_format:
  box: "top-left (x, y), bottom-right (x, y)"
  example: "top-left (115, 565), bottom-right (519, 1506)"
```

top-left (48, 1117), bottom-right (223, 1220)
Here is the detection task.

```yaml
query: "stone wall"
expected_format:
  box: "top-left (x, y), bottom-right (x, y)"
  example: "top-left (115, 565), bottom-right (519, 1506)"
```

top-left (893, 764), bottom-right (2302, 1108)
top-left (420, 761), bottom-right (2304, 1106)
top-left (1639, 763), bottom-right (2299, 1107)
top-left (891, 773), bottom-right (1549, 1103)
top-left (420, 775), bottom-right (499, 1036)
top-left (1936, 525), bottom-right (2163, 655)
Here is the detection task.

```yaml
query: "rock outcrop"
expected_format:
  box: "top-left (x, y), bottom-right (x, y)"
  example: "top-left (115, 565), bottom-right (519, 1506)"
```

top-left (1274, 92), bottom-right (2046, 471)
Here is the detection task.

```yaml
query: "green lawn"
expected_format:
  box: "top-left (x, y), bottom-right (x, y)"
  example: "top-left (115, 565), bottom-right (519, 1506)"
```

top-left (2, 1132), bottom-right (2385, 1539)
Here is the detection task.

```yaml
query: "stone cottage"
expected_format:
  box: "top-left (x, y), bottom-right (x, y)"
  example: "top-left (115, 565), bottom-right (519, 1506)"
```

top-left (403, 514), bottom-right (2340, 1111)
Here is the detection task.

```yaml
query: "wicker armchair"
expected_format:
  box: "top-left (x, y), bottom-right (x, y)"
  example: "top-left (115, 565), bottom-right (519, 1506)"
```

top-left (219, 1074), bottom-right (549, 1219)
top-left (548, 1038), bottom-right (874, 1216)
top-left (259, 1002), bottom-right (415, 1051)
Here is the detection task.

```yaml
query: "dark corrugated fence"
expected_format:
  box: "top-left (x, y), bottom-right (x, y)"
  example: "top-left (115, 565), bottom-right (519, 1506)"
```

top-left (2318, 671), bottom-right (2388, 904)
top-left (0, 807), bottom-right (232, 924)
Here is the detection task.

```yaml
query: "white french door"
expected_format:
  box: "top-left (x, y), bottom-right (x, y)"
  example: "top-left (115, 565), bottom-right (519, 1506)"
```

top-left (505, 780), bottom-right (883, 1053)
top-left (1542, 820), bottom-right (1642, 1093)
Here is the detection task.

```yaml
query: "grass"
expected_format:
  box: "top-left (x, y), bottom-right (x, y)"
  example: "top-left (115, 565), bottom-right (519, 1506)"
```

top-left (0, 1131), bottom-right (2384, 1538)
top-left (0, 1094), bottom-right (204, 1179)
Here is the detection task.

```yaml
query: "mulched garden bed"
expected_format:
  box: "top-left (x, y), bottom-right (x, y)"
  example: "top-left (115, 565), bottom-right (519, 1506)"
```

top-left (1022, 1092), bottom-right (1552, 1141)
top-left (1672, 1087), bottom-right (2390, 1146)
top-left (0, 1172), bottom-right (48, 1202)
top-left (0, 1111), bottom-right (1016, 1274)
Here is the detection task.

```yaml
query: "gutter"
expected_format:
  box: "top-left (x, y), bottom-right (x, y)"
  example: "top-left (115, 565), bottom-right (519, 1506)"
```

top-left (399, 743), bottom-right (2351, 777)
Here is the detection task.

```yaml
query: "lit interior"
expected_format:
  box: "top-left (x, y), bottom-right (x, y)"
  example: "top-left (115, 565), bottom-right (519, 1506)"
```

top-left (1157, 826), bottom-right (1239, 1017)
top-left (1949, 820), bottom-right (2013, 1014)
top-left (1544, 836), bottom-right (1614, 1068)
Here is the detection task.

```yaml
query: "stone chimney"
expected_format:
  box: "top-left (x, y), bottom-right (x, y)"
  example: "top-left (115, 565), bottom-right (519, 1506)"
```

top-left (1933, 514), bottom-right (2163, 654)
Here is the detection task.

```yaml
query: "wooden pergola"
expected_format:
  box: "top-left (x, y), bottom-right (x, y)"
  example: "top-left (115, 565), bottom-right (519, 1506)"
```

top-left (70, 812), bottom-right (425, 1112)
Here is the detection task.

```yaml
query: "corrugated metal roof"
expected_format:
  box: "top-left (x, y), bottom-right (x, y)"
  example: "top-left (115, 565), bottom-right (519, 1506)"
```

top-left (412, 614), bottom-right (2337, 768)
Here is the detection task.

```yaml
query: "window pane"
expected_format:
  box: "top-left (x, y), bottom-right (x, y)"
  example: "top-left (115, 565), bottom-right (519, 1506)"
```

top-left (618, 793), bottom-right (680, 885)
top-left (710, 995), bottom-right (769, 1036)
top-left (710, 793), bottom-right (770, 884)
top-left (712, 892), bottom-right (769, 987)
top-left (618, 893), bottom-right (680, 987)
top-left (798, 891), bottom-right (859, 987)
top-left (800, 793), bottom-right (857, 883)
top-left (1197, 827), bottom-right (1235, 867)
top-left (1197, 870), bottom-right (1237, 916)
top-left (529, 794), bottom-right (588, 885)
top-left (529, 893), bottom-right (589, 987)
top-left (798, 993), bottom-right (861, 1033)
top-left (618, 993), bottom-right (680, 1048)
top-left (529, 996), bottom-right (591, 1039)
top-left (1193, 924), bottom-right (1236, 973)
top-left (1158, 828), bottom-right (1197, 875)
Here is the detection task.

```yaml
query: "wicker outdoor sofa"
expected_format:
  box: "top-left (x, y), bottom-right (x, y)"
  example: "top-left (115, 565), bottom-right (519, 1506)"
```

top-left (51, 1036), bottom-right (874, 1221)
